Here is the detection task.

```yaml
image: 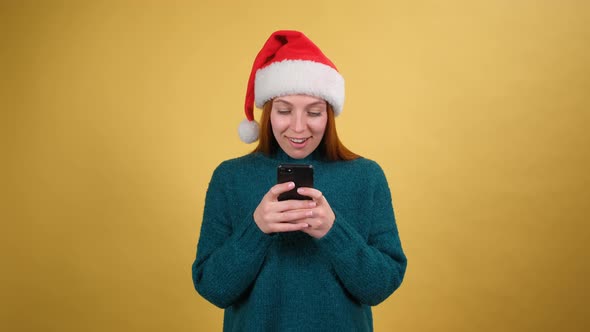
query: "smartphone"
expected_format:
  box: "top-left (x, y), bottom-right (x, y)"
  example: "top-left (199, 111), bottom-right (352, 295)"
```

top-left (277, 164), bottom-right (314, 201)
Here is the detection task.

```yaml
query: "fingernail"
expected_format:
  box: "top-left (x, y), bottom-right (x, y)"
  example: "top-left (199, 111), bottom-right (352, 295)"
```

top-left (309, 201), bottom-right (316, 207)
top-left (297, 188), bottom-right (304, 194)
top-left (288, 182), bottom-right (295, 188)
top-left (307, 210), bottom-right (313, 217)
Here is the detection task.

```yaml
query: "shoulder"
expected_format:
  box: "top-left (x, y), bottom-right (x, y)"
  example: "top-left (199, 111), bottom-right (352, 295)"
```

top-left (353, 157), bottom-right (383, 171)
top-left (349, 159), bottom-right (395, 204)
top-left (342, 157), bottom-right (390, 189)
top-left (216, 154), bottom-right (252, 169)
top-left (214, 154), bottom-right (258, 171)
top-left (210, 153), bottom-right (270, 180)
top-left (334, 157), bottom-right (386, 177)
top-left (205, 154), bottom-right (253, 190)
top-left (320, 157), bottom-right (388, 187)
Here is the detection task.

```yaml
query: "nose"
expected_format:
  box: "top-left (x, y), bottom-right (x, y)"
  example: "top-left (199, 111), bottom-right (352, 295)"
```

top-left (290, 111), bottom-right (306, 133)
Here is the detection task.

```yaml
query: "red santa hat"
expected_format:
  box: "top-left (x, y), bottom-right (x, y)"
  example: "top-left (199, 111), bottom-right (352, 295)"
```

top-left (238, 30), bottom-right (345, 143)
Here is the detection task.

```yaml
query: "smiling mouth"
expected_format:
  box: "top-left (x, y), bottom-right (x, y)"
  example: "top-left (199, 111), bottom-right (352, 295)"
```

top-left (288, 137), bottom-right (309, 144)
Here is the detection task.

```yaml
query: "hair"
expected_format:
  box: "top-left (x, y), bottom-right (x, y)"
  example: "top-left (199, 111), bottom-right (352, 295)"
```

top-left (252, 100), bottom-right (360, 161)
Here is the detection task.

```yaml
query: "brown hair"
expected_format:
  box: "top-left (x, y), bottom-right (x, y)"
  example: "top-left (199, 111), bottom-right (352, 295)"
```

top-left (252, 100), bottom-right (360, 161)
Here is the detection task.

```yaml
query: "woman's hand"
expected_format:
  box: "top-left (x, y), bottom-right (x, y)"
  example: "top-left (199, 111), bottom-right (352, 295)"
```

top-left (296, 187), bottom-right (335, 239)
top-left (253, 182), bottom-right (317, 234)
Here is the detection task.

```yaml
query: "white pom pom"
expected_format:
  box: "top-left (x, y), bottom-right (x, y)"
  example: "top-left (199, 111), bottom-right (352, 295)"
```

top-left (238, 119), bottom-right (260, 143)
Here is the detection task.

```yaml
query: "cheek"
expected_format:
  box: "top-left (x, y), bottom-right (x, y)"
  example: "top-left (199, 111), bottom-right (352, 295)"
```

top-left (270, 114), bottom-right (281, 129)
top-left (270, 114), bottom-right (289, 136)
top-left (310, 117), bottom-right (328, 134)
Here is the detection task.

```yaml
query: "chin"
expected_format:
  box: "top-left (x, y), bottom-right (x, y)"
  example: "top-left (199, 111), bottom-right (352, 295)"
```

top-left (285, 150), bottom-right (310, 159)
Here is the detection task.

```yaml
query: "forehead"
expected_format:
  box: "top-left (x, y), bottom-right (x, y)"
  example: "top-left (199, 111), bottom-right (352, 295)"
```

top-left (273, 94), bottom-right (326, 105)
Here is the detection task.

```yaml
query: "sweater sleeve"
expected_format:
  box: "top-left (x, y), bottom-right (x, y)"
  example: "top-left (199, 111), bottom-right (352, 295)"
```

top-left (191, 164), bottom-right (274, 308)
top-left (314, 163), bottom-right (407, 306)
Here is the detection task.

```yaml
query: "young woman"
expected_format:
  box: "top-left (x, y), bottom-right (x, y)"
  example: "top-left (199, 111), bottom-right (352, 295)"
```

top-left (192, 30), bottom-right (407, 332)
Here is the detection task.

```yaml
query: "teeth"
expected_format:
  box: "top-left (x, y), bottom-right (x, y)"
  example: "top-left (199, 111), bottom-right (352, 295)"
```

top-left (290, 138), bottom-right (307, 143)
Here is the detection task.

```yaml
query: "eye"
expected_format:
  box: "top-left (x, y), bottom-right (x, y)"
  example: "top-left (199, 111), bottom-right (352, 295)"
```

top-left (307, 110), bottom-right (323, 117)
top-left (276, 109), bottom-right (291, 115)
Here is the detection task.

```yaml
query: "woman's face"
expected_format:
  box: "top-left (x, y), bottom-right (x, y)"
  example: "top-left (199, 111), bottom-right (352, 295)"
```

top-left (270, 94), bottom-right (328, 159)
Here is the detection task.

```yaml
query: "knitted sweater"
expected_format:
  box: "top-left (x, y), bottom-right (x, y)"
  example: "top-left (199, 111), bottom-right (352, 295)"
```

top-left (192, 150), bottom-right (407, 332)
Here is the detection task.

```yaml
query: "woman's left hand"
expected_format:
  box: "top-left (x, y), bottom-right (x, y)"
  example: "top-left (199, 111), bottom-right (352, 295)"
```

top-left (296, 187), bottom-right (335, 239)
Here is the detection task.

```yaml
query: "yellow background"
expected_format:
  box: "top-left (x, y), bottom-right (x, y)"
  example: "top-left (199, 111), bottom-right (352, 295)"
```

top-left (2, 0), bottom-right (589, 331)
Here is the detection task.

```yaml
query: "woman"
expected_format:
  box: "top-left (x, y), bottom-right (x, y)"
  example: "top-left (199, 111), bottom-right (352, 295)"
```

top-left (192, 30), bottom-right (407, 331)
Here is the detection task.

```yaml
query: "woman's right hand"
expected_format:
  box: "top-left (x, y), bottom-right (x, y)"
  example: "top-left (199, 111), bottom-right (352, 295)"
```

top-left (253, 182), bottom-right (317, 234)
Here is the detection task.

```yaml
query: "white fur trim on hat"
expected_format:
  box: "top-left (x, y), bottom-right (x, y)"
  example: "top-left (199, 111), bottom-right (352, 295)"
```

top-left (254, 60), bottom-right (345, 115)
top-left (238, 119), bottom-right (260, 143)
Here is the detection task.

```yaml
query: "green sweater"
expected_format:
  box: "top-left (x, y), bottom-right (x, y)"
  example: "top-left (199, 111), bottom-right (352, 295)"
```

top-left (192, 150), bottom-right (407, 331)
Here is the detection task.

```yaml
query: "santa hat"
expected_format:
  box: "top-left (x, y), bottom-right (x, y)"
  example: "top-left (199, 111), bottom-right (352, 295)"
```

top-left (238, 30), bottom-right (345, 143)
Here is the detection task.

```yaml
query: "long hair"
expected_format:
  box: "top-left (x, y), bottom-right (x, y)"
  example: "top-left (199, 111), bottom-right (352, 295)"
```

top-left (252, 101), bottom-right (360, 161)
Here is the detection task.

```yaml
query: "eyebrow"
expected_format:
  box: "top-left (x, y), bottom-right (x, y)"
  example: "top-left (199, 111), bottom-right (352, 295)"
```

top-left (273, 99), bottom-right (327, 108)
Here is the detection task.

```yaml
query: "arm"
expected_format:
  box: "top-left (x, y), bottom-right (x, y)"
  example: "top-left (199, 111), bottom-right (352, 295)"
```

top-left (191, 164), bottom-right (273, 308)
top-left (314, 164), bottom-right (407, 306)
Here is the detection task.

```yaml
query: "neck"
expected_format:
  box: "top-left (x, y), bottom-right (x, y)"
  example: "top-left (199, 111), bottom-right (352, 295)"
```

top-left (274, 148), bottom-right (320, 163)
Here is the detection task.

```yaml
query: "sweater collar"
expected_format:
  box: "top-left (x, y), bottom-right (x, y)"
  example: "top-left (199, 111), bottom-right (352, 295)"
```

top-left (269, 148), bottom-right (322, 164)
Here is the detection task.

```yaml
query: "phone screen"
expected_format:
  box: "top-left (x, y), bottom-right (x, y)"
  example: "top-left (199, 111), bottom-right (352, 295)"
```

top-left (277, 164), bottom-right (314, 201)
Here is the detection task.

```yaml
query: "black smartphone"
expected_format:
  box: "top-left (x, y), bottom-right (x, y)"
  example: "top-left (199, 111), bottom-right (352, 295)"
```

top-left (277, 164), bottom-right (314, 201)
